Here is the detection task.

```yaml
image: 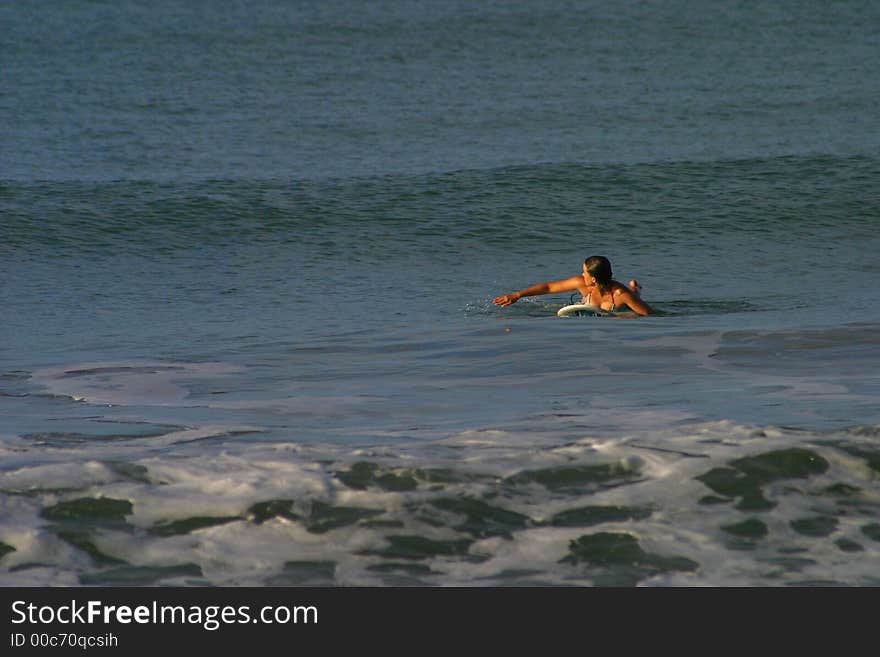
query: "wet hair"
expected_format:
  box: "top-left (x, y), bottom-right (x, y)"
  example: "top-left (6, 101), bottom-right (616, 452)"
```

top-left (584, 256), bottom-right (613, 292)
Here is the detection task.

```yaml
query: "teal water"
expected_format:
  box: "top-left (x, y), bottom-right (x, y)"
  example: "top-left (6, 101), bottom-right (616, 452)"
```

top-left (1, 0), bottom-right (879, 586)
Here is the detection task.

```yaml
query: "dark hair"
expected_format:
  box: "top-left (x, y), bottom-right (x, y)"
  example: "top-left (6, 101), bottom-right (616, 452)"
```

top-left (584, 256), bottom-right (613, 292)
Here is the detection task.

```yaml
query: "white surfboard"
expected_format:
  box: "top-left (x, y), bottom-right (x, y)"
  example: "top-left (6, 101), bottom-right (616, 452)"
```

top-left (557, 304), bottom-right (634, 318)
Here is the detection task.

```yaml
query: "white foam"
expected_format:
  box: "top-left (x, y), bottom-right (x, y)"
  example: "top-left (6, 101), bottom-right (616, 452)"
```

top-left (31, 360), bottom-right (243, 406)
top-left (3, 417), bottom-right (880, 586)
top-left (443, 527), bottom-right (587, 585)
top-left (0, 496), bottom-right (46, 550)
top-left (443, 429), bottom-right (513, 445)
top-left (0, 460), bottom-right (120, 492)
top-left (0, 526), bottom-right (98, 574)
top-left (0, 566), bottom-right (80, 587)
top-left (112, 425), bottom-right (267, 450)
top-left (104, 452), bottom-right (334, 525)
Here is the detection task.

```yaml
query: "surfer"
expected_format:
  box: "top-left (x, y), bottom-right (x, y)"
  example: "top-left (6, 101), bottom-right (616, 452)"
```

top-left (493, 255), bottom-right (654, 316)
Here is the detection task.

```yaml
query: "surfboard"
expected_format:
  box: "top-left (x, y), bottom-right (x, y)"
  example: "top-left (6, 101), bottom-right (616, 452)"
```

top-left (557, 304), bottom-right (633, 318)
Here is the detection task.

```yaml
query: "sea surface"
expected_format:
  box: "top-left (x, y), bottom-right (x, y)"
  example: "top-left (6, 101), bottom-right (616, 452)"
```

top-left (2, 0), bottom-right (879, 586)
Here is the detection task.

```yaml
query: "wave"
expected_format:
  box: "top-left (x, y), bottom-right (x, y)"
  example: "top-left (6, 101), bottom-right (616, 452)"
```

top-left (2, 153), bottom-right (877, 254)
top-left (2, 419), bottom-right (879, 586)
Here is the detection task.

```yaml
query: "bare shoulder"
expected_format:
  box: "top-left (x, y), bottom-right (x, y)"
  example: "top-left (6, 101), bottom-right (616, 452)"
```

top-left (611, 281), bottom-right (634, 298)
top-left (561, 273), bottom-right (586, 285)
top-left (550, 273), bottom-right (589, 293)
top-left (612, 283), bottom-right (654, 316)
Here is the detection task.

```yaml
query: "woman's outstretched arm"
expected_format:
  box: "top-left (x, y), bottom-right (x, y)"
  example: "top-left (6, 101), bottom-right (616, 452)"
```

top-left (493, 275), bottom-right (585, 307)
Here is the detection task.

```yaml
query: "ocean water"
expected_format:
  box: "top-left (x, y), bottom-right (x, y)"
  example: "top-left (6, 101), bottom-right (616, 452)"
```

top-left (1, 0), bottom-right (879, 587)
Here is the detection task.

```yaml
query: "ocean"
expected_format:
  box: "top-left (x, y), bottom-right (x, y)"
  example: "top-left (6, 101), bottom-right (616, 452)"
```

top-left (1, 0), bottom-right (879, 587)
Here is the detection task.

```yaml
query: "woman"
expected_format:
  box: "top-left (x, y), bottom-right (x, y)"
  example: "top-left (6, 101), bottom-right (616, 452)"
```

top-left (493, 255), bottom-right (654, 316)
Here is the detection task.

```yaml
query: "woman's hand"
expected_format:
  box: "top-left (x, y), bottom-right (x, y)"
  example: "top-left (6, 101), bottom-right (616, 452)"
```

top-left (493, 293), bottom-right (519, 307)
